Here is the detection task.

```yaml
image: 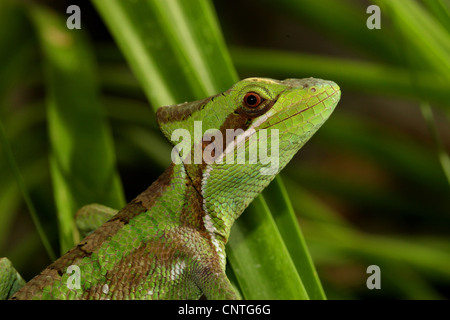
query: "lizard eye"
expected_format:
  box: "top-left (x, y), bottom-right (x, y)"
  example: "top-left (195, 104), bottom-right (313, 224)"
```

top-left (243, 92), bottom-right (263, 108)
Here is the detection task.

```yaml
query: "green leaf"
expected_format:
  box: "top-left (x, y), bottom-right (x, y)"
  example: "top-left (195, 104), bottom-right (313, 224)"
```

top-left (264, 176), bottom-right (326, 299)
top-left (0, 1), bottom-right (55, 261)
top-left (92, 0), bottom-right (237, 109)
top-left (0, 119), bottom-right (55, 261)
top-left (227, 196), bottom-right (309, 299)
top-left (28, 4), bottom-right (125, 253)
top-left (375, 0), bottom-right (450, 80)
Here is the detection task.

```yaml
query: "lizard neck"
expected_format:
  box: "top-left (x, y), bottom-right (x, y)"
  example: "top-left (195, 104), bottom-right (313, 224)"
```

top-left (180, 162), bottom-right (238, 268)
top-left (138, 162), bottom-right (207, 231)
top-left (136, 160), bottom-right (230, 269)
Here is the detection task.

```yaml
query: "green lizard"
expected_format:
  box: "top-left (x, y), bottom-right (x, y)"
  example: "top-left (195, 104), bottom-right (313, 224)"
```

top-left (0, 77), bottom-right (340, 300)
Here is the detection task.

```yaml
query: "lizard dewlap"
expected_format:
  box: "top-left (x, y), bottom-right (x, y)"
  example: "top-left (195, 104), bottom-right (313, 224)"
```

top-left (2, 77), bottom-right (340, 300)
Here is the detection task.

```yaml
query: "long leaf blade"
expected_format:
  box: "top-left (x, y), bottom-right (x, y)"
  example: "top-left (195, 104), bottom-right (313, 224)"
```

top-left (29, 4), bottom-right (125, 253)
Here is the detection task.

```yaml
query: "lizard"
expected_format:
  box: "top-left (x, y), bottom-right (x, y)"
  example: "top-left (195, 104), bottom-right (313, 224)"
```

top-left (0, 77), bottom-right (340, 300)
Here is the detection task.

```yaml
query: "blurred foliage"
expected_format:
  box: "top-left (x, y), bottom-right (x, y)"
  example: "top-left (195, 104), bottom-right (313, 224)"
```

top-left (0, 0), bottom-right (449, 300)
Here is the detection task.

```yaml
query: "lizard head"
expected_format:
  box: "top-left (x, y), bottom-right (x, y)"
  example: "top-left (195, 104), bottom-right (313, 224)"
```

top-left (157, 77), bottom-right (340, 175)
top-left (156, 77), bottom-right (340, 242)
top-left (215, 77), bottom-right (341, 173)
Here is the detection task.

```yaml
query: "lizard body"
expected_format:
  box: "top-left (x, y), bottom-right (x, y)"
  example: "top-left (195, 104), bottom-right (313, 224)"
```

top-left (2, 77), bottom-right (340, 299)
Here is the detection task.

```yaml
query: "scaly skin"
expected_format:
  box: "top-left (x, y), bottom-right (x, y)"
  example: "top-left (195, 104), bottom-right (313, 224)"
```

top-left (4, 77), bottom-right (340, 300)
top-left (0, 258), bottom-right (25, 300)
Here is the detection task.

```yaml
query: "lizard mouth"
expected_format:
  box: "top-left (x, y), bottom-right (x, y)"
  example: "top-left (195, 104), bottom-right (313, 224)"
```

top-left (259, 81), bottom-right (341, 131)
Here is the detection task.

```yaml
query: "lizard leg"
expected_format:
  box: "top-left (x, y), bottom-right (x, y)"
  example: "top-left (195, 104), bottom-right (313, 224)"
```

top-left (75, 203), bottom-right (118, 237)
top-left (0, 258), bottom-right (26, 300)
